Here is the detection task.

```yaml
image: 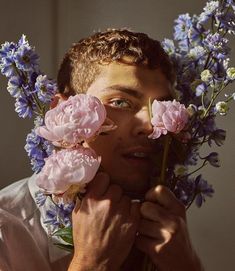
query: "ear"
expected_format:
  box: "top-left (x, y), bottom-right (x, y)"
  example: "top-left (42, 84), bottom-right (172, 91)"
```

top-left (50, 93), bottom-right (68, 109)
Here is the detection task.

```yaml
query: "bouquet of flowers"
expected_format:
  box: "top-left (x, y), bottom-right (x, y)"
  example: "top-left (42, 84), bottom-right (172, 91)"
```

top-left (1, 0), bottom-right (235, 268)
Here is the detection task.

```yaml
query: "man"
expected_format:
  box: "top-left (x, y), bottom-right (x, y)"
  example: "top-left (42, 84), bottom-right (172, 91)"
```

top-left (0, 29), bottom-right (203, 270)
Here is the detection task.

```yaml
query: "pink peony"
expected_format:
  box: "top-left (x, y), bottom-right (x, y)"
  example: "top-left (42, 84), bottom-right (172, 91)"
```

top-left (149, 99), bottom-right (189, 139)
top-left (36, 94), bottom-right (107, 147)
top-left (35, 147), bottom-right (101, 194)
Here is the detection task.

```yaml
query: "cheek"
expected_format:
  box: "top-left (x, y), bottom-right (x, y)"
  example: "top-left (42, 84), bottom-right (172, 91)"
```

top-left (87, 129), bottom-right (124, 162)
top-left (105, 106), bottom-right (133, 125)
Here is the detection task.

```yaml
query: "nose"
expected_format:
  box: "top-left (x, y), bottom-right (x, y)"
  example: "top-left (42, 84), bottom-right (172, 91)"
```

top-left (131, 107), bottom-right (153, 137)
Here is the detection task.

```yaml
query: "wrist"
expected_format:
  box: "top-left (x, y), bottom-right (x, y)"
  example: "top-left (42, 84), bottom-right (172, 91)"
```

top-left (68, 254), bottom-right (118, 271)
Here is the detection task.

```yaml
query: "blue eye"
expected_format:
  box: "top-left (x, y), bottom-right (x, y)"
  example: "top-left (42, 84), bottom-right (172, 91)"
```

top-left (109, 99), bottom-right (131, 108)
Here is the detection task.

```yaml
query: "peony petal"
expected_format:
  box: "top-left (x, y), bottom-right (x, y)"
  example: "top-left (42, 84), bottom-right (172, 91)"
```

top-left (35, 147), bottom-right (100, 194)
top-left (35, 126), bottom-right (60, 141)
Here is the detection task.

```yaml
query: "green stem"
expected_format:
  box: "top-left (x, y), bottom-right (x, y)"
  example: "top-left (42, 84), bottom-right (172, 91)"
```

top-left (186, 192), bottom-right (197, 210)
top-left (203, 83), bottom-right (228, 118)
top-left (185, 160), bottom-right (207, 178)
top-left (159, 134), bottom-right (172, 185)
top-left (148, 97), bottom-right (152, 120)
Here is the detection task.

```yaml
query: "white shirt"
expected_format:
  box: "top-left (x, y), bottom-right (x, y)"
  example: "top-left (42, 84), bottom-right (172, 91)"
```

top-left (0, 175), bottom-right (73, 271)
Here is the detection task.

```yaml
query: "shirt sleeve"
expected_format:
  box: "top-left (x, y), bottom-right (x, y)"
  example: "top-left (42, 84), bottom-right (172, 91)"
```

top-left (0, 208), bottom-right (51, 271)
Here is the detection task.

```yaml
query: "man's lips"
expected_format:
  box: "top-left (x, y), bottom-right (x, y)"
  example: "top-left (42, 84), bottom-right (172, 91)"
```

top-left (122, 146), bottom-right (154, 157)
top-left (121, 146), bottom-right (154, 166)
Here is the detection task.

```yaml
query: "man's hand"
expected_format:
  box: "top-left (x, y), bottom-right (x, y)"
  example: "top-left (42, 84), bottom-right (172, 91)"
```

top-left (68, 172), bottom-right (140, 271)
top-left (135, 185), bottom-right (203, 271)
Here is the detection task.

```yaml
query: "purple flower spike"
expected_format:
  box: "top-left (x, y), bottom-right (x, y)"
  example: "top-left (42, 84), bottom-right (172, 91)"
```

top-left (35, 75), bottom-right (57, 103)
top-left (7, 76), bottom-right (23, 98)
top-left (195, 175), bottom-right (214, 207)
top-left (174, 13), bottom-right (192, 41)
top-left (15, 95), bottom-right (36, 118)
top-left (14, 44), bottom-right (39, 72)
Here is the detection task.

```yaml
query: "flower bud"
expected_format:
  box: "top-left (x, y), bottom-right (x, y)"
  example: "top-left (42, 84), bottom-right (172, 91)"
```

top-left (187, 104), bottom-right (197, 116)
top-left (174, 164), bottom-right (188, 176)
top-left (215, 101), bottom-right (229, 115)
top-left (226, 67), bottom-right (235, 80)
top-left (201, 69), bottom-right (213, 82)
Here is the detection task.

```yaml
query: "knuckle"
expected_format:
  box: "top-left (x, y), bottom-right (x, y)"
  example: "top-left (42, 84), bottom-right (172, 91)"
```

top-left (155, 185), bottom-right (165, 194)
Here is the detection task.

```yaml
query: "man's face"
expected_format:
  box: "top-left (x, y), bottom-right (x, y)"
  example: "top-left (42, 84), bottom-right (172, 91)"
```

top-left (86, 61), bottom-right (172, 198)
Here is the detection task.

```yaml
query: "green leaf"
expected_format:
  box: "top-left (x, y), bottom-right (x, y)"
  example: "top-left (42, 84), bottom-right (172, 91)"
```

top-left (53, 227), bottom-right (74, 245)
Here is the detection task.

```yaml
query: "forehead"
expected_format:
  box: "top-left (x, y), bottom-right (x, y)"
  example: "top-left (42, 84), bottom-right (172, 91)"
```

top-left (87, 62), bottom-right (173, 100)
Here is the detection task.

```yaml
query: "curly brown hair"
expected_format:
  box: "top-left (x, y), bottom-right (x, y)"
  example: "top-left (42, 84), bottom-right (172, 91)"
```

top-left (57, 29), bottom-right (175, 97)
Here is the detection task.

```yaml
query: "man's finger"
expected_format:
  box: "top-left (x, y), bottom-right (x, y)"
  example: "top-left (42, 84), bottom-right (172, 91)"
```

top-left (135, 234), bottom-right (164, 258)
top-left (138, 218), bottom-right (167, 240)
top-left (145, 185), bottom-right (185, 217)
top-left (86, 172), bottom-right (110, 198)
top-left (140, 201), bottom-right (184, 234)
top-left (130, 200), bottom-right (141, 222)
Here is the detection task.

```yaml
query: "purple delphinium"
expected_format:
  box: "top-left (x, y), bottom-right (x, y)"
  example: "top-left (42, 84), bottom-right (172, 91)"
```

top-left (24, 129), bottom-right (54, 173)
top-left (203, 33), bottom-right (230, 59)
top-left (0, 42), bottom-right (17, 77)
top-left (184, 147), bottom-right (199, 166)
top-left (194, 175), bottom-right (214, 207)
top-left (0, 42), bottom-right (16, 59)
top-left (0, 54), bottom-right (17, 78)
top-left (35, 190), bottom-right (47, 207)
top-left (216, 9), bottom-right (235, 33)
top-left (14, 43), bottom-right (39, 72)
top-left (173, 175), bottom-right (214, 208)
top-left (173, 177), bottom-right (195, 207)
top-left (198, 1), bottom-right (219, 24)
top-left (7, 76), bottom-right (23, 98)
top-left (35, 75), bottom-right (57, 103)
top-left (188, 46), bottom-right (206, 61)
top-left (0, 36), bottom-right (57, 171)
top-left (44, 202), bottom-right (75, 232)
top-left (15, 94), bottom-right (36, 118)
top-left (174, 13), bottom-right (192, 41)
top-left (34, 115), bottom-right (44, 127)
top-left (195, 83), bottom-right (207, 96)
top-left (202, 152), bottom-right (220, 167)
top-left (208, 129), bottom-right (226, 146)
top-left (162, 39), bottom-right (175, 55)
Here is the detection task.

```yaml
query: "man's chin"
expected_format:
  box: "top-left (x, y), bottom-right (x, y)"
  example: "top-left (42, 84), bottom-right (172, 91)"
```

top-left (109, 175), bottom-right (150, 200)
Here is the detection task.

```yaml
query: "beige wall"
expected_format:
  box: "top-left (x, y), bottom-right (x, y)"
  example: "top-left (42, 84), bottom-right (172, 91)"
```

top-left (0, 0), bottom-right (234, 270)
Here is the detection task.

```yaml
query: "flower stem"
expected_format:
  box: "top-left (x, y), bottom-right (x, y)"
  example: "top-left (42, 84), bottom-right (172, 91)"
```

top-left (148, 97), bottom-right (152, 120)
top-left (185, 160), bottom-right (207, 178)
top-left (159, 134), bottom-right (172, 185)
top-left (203, 83), bottom-right (228, 118)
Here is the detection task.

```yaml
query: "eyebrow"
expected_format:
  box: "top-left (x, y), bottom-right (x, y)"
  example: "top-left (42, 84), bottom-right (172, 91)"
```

top-left (101, 85), bottom-right (144, 99)
top-left (101, 84), bottom-right (174, 101)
